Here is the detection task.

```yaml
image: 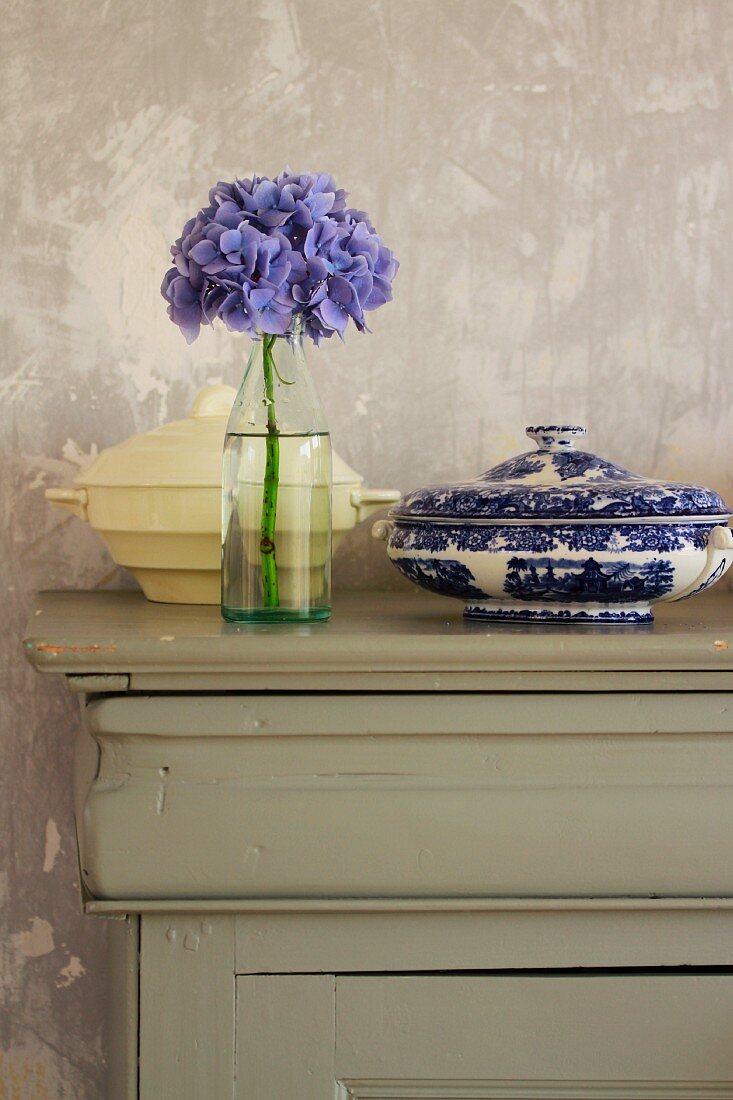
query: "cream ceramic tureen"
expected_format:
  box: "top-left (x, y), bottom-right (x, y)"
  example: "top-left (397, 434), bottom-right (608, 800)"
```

top-left (47, 384), bottom-right (399, 604)
top-left (374, 424), bottom-right (733, 624)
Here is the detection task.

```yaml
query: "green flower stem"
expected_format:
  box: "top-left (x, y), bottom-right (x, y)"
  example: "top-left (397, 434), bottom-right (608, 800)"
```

top-left (260, 333), bottom-right (280, 607)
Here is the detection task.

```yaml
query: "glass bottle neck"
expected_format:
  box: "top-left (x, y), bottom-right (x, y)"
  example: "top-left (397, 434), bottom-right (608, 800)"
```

top-left (252, 330), bottom-right (305, 385)
top-left (252, 319), bottom-right (304, 354)
top-left (228, 321), bottom-right (328, 435)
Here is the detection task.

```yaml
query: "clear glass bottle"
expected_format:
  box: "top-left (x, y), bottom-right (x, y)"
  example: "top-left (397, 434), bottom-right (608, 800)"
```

top-left (221, 322), bottom-right (332, 623)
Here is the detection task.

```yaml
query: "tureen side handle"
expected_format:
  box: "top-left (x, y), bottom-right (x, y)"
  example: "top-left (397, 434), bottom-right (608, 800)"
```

top-left (661, 524), bottom-right (733, 603)
top-left (45, 487), bottom-right (89, 522)
top-left (371, 519), bottom-right (395, 542)
top-left (351, 488), bottom-right (401, 523)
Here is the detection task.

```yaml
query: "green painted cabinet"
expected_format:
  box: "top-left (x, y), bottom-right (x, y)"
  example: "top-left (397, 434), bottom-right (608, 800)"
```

top-left (24, 589), bottom-right (733, 1098)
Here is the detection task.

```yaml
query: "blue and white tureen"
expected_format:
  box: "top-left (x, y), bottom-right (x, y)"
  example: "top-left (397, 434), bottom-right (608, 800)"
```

top-left (373, 425), bottom-right (733, 624)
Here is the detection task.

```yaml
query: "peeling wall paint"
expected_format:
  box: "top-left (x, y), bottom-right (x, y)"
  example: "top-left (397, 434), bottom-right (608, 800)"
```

top-left (2, 0), bottom-right (733, 1094)
top-left (11, 920), bottom-right (55, 961)
top-left (42, 823), bottom-right (61, 877)
top-left (56, 957), bottom-right (85, 991)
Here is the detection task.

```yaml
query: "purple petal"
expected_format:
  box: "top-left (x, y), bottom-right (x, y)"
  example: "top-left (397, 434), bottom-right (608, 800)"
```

top-left (351, 271), bottom-right (374, 304)
top-left (223, 311), bottom-right (251, 334)
top-left (214, 208), bottom-right (243, 230)
top-left (187, 260), bottom-right (205, 290)
top-left (189, 240), bottom-right (219, 266)
top-left (307, 192), bottom-right (334, 219)
top-left (174, 303), bottom-right (203, 325)
top-left (250, 286), bottom-right (276, 309)
top-left (219, 229), bottom-right (242, 254)
top-left (267, 257), bottom-right (291, 286)
top-left (328, 275), bottom-right (353, 305)
top-left (170, 277), bottom-right (198, 307)
top-left (215, 200), bottom-right (242, 218)
top-left (308, 257), bottom-right (329, 282)
top-left (259, 309), bottom-right (293, 335)
top-left (292, 199), bottom-right (314, 228)
top-left (286, 251), bottom-right (308, 282)
top-left (253, 179), bottom-right (278, 208)
top-left (309, 283), bottom-right (328, 305)
top-left (277, 190), bottom-right (296, 212)
top-left (160, 267), bottom-right (177, 296)
top-left (257, 208), bottom-right (291, 227)
top-left (317, 299), bottom-right (348, 333)
top-left (364, 275), bottom-right (392, 309)
top-left (314, 173), bottom-right (337, 194)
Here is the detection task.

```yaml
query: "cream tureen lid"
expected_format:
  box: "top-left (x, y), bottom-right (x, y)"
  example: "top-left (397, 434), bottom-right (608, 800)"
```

top-left (392, 425), bottom-right (730, 522)
top-left (75, 384), bottom-right (363, 489)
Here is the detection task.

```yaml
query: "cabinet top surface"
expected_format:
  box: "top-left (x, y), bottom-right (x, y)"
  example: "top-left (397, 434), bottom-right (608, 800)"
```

top-left (21, 587), bottom-right (733, 678)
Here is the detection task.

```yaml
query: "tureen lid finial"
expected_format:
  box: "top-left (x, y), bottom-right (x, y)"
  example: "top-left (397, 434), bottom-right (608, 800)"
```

top-left (526, 425), bottom-right (586, 452)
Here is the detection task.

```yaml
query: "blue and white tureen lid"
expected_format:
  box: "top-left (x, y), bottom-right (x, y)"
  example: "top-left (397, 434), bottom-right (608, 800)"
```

top-left (392, 425), bottom-right (731, 522)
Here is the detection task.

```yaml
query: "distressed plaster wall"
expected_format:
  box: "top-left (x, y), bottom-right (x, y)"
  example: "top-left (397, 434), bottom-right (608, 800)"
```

top-left (2, 0), bottom-right (733, 1094)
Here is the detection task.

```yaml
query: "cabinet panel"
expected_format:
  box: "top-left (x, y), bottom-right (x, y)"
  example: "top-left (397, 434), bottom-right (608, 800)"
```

top-left (336, 975), bottom-right (733, 1086)
top-left (236, 975), bottom-right (334, 1099)
top-left (236, 974), bottom-right (733, 1098)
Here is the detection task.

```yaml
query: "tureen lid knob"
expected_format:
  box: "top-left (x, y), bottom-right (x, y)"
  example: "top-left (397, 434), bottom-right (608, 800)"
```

top-left (526, 425), bottom-right (586, 452)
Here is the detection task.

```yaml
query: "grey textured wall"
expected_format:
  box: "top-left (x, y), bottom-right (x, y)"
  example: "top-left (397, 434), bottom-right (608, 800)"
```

top-left (2, 0), bottom-right (733, 1093)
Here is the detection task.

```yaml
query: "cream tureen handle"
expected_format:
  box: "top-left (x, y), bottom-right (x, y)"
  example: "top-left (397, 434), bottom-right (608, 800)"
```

top-left (45, 487), bottom-right (89, 522)
top-left (351, 488), bottom-right (401, 523)
top-left (662, 524), bottom-right (733, 603)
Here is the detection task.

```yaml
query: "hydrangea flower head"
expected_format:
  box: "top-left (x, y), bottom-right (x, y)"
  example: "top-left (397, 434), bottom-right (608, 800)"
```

top-left (162, 168), bottom-right (398, 344)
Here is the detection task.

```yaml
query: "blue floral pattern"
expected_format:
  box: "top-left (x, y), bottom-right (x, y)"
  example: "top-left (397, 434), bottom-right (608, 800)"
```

top-left (482, 455), bottom-right (546, 481)
top-left (395, 482), bottom-right (727, 520)
top-left (549, 451), bottom-right (635, 481)
top-left (389, 521), bottom-right (712, 555)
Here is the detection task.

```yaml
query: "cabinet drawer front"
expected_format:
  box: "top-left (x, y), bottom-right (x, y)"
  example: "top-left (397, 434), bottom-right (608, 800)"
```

top-left (83, 693), bottom-right (733, 899)
top-left (236, 974), bottom-right (733, 1098)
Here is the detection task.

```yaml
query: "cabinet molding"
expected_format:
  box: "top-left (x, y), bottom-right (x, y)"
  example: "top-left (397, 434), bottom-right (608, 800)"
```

top-left (79, 693), bottom-right (733, 900)
top-left (23, 589), bottom-right (733, 692)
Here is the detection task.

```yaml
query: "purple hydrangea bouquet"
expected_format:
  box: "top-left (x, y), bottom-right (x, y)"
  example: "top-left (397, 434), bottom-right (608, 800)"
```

top-left (162, 168), bottom-right (398, 622)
